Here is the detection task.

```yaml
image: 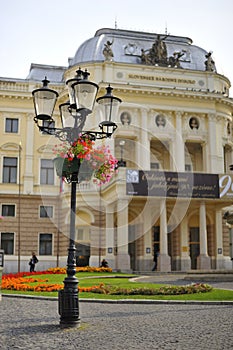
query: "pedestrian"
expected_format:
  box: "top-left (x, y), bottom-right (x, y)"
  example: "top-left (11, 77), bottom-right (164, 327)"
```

top-left (152, 250), bottom-right (160, 271)
top-left (100, 258), bottom-right (108, 268)
top-left (29, 252), bottom-right (39, 272)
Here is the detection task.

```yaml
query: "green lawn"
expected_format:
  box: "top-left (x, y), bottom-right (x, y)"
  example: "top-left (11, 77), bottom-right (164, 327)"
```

top-left (2, 272), bottom-right (233, 301)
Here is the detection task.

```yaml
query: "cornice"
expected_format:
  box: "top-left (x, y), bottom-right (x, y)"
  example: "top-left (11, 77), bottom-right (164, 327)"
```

top-left (115, 85), bottom-right (233, 105)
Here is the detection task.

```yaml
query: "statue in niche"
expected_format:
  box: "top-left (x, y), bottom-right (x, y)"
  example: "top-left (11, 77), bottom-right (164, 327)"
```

top-left (120, 112), bottom-right (131, 125)
top-left (189, 117), bottom-right (199, 130)
top-left (205, 52), bottom-right (216, 72)
top-left (155, 114), bottom-right (166, 127)
top-left (103, 40), bottom-right (114, 61)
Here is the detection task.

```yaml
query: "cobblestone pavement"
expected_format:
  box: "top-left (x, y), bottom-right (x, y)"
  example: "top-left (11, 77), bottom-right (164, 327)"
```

top-left (0, 296), bottom-right (233, 350)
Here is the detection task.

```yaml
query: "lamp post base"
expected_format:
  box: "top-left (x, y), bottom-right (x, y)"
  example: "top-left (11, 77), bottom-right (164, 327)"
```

top-left (58, 276), bottom-right (80, 328)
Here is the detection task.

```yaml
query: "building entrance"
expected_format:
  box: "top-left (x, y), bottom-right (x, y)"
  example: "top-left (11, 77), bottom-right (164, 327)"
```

top-left (75, 243), bottom-right (90, 266)
top-left (189, 227), bottom-right (200, 269)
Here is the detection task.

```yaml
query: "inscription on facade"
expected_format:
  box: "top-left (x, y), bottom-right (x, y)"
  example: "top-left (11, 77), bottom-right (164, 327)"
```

top-left (128, 74), bottom-right (196, 84)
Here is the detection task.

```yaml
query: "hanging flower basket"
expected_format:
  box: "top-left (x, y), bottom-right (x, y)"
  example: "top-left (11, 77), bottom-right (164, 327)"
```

top-left (53, 157), bottom-right (93, 181)
top-left (52, 136), bottom-right (118, 185)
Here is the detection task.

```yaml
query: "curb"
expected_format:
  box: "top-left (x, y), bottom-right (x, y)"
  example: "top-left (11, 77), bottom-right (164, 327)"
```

top-left (2, 294), bottom-right (233, 305)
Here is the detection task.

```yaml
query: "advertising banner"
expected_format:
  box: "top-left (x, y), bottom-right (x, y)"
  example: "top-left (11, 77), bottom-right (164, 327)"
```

top-left (126, 170), bottom-right (233, 199)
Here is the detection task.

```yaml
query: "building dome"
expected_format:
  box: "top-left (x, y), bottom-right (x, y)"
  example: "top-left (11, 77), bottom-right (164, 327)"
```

top-left (69, 28), bottom-right (216, 72)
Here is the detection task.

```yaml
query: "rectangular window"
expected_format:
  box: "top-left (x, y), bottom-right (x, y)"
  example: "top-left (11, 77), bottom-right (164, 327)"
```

top-left (76, 227), bottom-right (90, 241)
top-left (40, 159), bottom-right (54, 185)
top-left (3, 157), bottom-right (17, 183)
top-left (1, 232), bottom-right (14, 254)
top-left (5, 118), bottom-right (19, 133)
top-left (77, 229), bottom-right (84, 240)
top-left (39, 233), bottom-right (52, 255)
top-left (2, 204), bottom-right (15, 217)
top-left (40, 205), bottom-right (53, 218)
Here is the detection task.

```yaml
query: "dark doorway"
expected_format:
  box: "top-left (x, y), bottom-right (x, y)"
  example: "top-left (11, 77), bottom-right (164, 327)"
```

top-left (75, 243), bottom-right (90, 267)
top-left (189, 227), bottom-right (200, 269)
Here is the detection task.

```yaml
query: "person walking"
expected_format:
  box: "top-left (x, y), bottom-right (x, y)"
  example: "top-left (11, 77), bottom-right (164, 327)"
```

top-left (29, 252), bottom-right (38, 272)
top-left (152, 250), bottom-right (160, 271)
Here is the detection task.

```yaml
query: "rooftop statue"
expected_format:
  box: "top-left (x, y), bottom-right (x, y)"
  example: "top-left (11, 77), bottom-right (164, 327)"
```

top-left (141, 35), bottom-right (166, 65)
top-left (103, 40), bottom-right (114, 61)
top-left (168, 51), bottom-right (185, 68)
top-left (205, 52), bottom-right (216, 72)
top-left (147, 34), bottom-right (168, 65)
top-left (141, 35), bottom-right (184, 68)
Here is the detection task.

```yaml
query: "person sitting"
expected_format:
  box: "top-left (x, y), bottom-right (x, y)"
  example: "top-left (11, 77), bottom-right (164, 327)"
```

top-left (100, 259), bottom-right (108, 268)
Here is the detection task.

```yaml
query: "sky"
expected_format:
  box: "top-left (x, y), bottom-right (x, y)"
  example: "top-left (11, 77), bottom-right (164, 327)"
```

top-left (1, 0), bottom-right (233, 94)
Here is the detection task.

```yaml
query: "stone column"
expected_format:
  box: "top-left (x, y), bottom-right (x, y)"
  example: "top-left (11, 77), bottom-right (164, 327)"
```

top-left (105, 205), bottom-right (115, 269)
top-left (158, 199), bottom-right (171, 272)
top-left (140, 200), bottom-right (153, 271)
top-left (137, 109), bottom-right (150, 169)
top-left (215, 209), bottom-right (228, 269)
top-left (207, 113), bottom-right (224, 173)
top-left (197, 201), bottom-right (211, 269)
top-left (116, 199), bottom-right (130, 271)
top-left (180, 216), bottom-right (191, 271)
top-left (174, 111), bottom-right (185, 171)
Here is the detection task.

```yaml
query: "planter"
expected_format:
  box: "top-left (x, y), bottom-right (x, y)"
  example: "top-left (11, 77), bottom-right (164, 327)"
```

top-left (53, 157), bottom-right (93, 181)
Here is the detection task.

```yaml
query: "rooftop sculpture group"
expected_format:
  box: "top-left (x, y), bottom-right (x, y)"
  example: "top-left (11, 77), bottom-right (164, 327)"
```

top-left (102, 34), bottom-right (216, 71)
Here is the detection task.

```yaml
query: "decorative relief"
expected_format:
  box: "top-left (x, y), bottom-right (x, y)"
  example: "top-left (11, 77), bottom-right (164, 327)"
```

top-left (124, 43), bottom-right (138, 55)
top-left (116, 72), bottom-right (123, 79)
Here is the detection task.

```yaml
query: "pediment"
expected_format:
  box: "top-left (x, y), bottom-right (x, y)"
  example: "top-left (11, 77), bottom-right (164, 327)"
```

top-left (37, 144), bottom-right (54, 154)
top-left (0, 142), bottom-right (20, 151)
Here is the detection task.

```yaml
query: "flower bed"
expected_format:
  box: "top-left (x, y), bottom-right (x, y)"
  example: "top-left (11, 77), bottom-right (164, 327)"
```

top-left (91, 283), bottom-right (213, 295)
top-left (2, 266), bottom-right (213, 296)
top-left (2, 266), bottom-right (112, 293)
top-left (2, 276), bottom-right (103, 293)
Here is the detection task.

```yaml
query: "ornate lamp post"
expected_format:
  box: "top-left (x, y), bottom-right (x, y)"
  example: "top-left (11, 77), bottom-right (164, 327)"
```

top-left (32, 68), bottom-right (121, 327)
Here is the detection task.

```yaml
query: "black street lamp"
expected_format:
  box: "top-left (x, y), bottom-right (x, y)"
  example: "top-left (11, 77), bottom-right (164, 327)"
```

top-left (32, 68), bottom-right (121, 327)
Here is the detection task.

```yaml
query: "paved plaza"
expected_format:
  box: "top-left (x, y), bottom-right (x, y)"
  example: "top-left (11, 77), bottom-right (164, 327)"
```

top-left (1, 274), bottom-right (233, 350)
top-left (0, 295), bottom-right (232, 350)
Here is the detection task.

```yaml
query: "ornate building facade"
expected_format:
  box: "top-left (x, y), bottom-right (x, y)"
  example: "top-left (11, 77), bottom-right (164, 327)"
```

top-left (1, 28), bottom-right (233, 273)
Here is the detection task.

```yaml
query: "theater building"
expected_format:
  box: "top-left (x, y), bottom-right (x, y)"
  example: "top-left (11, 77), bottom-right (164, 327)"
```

top-left (1, 27), bottom-right (233, 273)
